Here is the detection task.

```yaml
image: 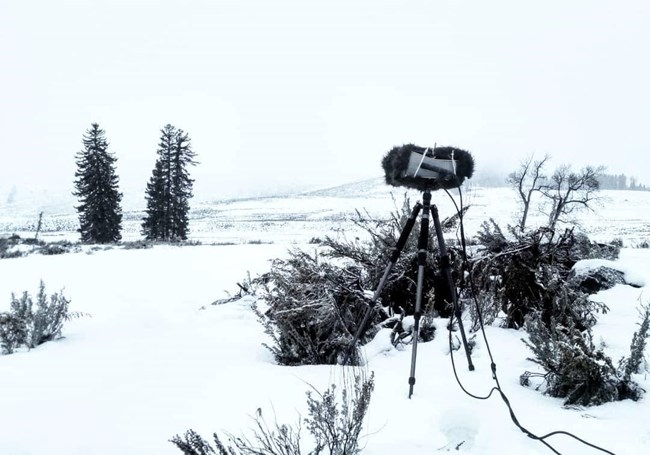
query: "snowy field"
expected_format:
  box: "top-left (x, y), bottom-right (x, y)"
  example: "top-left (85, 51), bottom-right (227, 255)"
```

top-left (3, 179), bottom-right (650, 246)
top-left (1, 183), bottom-right (650, 454)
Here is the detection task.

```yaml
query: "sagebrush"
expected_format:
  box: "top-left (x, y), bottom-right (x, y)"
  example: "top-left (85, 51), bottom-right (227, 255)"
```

top-left (255, 250), bottom-right (371, 366)
top-left (171, 371), bottom-right (375, 455)
top-left (254, 196), bottom-right (462, 366)
top-left (522, 304), bottom-right (650, 406)
top-left (0, 281), bottom-right (86, 354)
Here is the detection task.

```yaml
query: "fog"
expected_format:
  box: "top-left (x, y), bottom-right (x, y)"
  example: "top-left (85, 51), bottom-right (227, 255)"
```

top-left (2, 0), bottom-right (649, 203)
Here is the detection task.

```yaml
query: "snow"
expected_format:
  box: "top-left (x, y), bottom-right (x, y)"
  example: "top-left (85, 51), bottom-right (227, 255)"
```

top-left (1, 186), bottom-right (650, 454)
top-left (572, 257), bottom-right (647, 287)
top-left (4, 184), bottom-right (650, 246)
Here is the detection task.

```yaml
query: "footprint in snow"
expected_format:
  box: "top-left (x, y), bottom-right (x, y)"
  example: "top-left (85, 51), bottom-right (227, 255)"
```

top-left (436, 408), bottom-right (479, 451)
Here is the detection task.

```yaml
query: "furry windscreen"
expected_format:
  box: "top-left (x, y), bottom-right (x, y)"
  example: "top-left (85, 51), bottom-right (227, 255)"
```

top-left (381, 144), bottom-right (475, 191)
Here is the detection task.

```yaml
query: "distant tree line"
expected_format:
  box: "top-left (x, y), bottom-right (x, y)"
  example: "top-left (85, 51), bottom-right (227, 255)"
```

top-left (597, 173), bottom-right (649, 191)
top-left (471, 169), bottom-right (648, 191)
top-left (73, 123), bottom-right (197, 244)
top-left (466, 170), bottom-right (509, 188)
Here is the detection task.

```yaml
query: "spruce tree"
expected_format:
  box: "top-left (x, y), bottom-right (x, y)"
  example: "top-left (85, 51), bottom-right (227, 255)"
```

top-left (73, 123), bottom-right (123, 243)
top-left (141, 160), bottom-right (166, 240)
top-left (141, 124), bottom-right (197, 241)
top-left (170, 128), bottom-right (196, 240)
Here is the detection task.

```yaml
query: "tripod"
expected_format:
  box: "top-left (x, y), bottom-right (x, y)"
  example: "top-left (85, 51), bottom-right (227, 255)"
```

top-left (343, 190), bottom-right (474, 398)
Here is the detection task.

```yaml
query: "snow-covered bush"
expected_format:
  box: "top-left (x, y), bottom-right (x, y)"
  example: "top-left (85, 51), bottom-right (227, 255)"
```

top-left (570, 232), bottom-right (621, 261)
top-left (0, 236), bottom-right (82, 259)
top-left (478, 213), bottom-right (648, 406)
top-left (322, 196), bottom-right (466, 319)
top-left (0, 235), bottom-right (28, 259)
top-left (11, 281), bottom-right (71, 348)
top-left (522, 304), bottom-right (650, 406)
top-left (170, 371), bottom-right (375, 455)
top-left (39, 240), bottom-right (78, 256)
top-left (522, 314), bottom-right (621, 406)
top-left (256, 196), bottom-right (456, 366)
top-left (304, 372), bottom-right (375, 454)
top-left (0, 281), bottom-right (86, 354)
top-left (620, 303), bottom-right (650, 381)
top-left (121, 240), bottom-right (153, 250)
top-left (0, 313), bottom-right (27, 354)
top-left (256, 250), bottom-right (371, 366)
top-left (471, 222), bottom-right (616, 329)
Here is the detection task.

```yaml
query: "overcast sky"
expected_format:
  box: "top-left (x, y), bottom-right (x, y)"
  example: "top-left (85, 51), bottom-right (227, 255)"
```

top-left (1, 0), bottom-right (649, 201)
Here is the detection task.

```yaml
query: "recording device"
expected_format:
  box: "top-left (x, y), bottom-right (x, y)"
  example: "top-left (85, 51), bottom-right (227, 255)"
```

top-left (382, 144), bottom-right (475, 191)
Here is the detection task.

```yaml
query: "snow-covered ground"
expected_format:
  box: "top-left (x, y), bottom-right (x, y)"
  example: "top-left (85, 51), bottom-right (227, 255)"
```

top-left (1, 184), bottom-right (650, 454)
top-left (3, 179), bottom-right (650, 246)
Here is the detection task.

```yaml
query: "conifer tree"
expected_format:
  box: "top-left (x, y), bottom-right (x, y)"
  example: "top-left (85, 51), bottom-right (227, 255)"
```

top-left (73, 123), bottom-right (123, 243)
top-left (141, 124), bottom-right (197, 241)
top-left (141, 160), bottom-right (166, 240)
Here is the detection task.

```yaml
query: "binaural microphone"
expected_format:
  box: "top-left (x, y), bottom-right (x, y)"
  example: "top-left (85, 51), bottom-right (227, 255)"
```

top-left (381, 143), bottom-right (475, 191)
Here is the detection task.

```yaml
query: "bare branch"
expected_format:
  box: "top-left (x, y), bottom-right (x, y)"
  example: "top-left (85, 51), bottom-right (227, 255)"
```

top-left (508, 153), bottom-right (550, 231)
top-left (539, 164), bottom-right (604, 229)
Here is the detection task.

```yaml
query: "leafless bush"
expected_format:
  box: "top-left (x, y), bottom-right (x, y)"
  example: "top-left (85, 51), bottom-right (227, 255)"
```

top-left (171, 371), bottom-right (375, 455)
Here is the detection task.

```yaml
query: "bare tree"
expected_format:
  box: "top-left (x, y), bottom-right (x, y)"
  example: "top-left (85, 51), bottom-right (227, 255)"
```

top-left (507, 154), bottom-right (550, 231)
top-left (539, 164), bottom-right (604, 230)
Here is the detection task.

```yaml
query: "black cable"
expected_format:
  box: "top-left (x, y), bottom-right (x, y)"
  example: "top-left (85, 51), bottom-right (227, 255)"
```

top-left (440, 186), bottom-right (616, 455)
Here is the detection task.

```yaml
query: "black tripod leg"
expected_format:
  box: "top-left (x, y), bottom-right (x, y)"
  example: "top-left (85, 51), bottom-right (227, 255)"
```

top-left (408, 192), bottom-right (431, 398)
top-left (431, 205), bottom-right (475, 371)
top-left (342, 202), bottom-right (423, 366)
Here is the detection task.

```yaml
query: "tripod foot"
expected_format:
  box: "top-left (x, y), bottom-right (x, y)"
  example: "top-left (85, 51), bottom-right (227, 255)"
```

top-left (408, 377), bottom-right (415, 399)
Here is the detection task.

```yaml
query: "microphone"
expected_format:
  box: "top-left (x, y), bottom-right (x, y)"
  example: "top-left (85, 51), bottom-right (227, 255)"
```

top-left (381, 144), bottom-right (475, 191)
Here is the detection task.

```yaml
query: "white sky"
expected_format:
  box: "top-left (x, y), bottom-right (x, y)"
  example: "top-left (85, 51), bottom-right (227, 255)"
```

top-left (1, 0), bottom-right (649, 200)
